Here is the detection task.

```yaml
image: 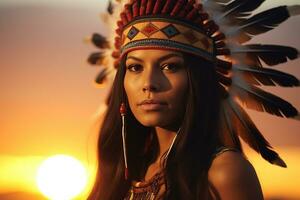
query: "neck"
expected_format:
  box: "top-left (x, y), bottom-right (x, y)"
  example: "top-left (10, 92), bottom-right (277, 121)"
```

top-left (154, 127), bottom-right (177, 162)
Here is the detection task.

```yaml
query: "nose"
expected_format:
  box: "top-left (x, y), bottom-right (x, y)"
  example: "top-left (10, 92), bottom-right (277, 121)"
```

top-left (142, 66), bottom-right (160, 93)
top-left (143, 84), bottom-right (158, 92)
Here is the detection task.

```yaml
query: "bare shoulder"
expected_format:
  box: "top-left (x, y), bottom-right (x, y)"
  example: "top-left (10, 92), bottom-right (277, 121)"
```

top-left (208, 150), bottom-right (264, 200)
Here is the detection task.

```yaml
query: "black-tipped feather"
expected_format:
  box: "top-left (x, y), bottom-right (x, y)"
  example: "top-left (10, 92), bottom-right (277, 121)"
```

top-left (222, 0), bottom-right (265, 19)
top-left (92, 33), bottom-right (110, 49)
top-left (218, 84), bottom-right (229, 99)
top-left (107, 0), bottom-right (114, 15)
top-left (228, 6), bottom-right (290, 43)
top-left (88, 52), bottom-right (106, 65)
top-left (95, 68), bottom-right (109, 85)
top-left (217, 72), bottom-right (232, 86)
top-left (235, 65), bottom-right (300, 87)
top-left (220, 102), bottom-right (243, 150)
top-left (232, 81), bottom-right (298, 117)
top-left (231, 44), bottom-right (298, 66)
top-left (214, 0), bottom-right (231, 3)
top-left (226, 99), bottom-right (287, 167)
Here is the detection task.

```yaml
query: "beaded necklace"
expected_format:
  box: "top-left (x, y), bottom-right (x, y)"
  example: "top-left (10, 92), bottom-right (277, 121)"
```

top-left (124, 170), bottom-right (165, 200)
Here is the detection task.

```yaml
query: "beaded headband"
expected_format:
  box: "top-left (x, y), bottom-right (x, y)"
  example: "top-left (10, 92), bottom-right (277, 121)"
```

top-left (87, 0), bottom-right (300, 169)
top-left (120, 17), bottom-right (215, 61)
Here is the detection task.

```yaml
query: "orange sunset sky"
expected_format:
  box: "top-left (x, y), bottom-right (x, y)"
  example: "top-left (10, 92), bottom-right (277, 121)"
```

top-left (0, 0), bottom-right (300, 199)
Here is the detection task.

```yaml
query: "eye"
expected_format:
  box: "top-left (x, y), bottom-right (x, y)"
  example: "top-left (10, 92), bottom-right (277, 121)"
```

top-left (126, 64), bottom-right (143, 72)
top-left (161, 63), bottom-right (183, 72)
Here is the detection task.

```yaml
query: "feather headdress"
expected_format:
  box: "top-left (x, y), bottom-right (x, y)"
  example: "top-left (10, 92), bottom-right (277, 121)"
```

top-left (87, 0), bottom-right (300, 168)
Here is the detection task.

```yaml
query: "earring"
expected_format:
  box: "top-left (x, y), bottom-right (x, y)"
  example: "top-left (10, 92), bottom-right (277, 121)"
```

top-left (120, 102), bottom-right (129, 180)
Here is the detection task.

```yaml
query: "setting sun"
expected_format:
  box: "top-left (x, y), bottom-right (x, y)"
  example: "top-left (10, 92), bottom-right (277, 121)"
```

top-left (36, 155), bottom-right (87, 200)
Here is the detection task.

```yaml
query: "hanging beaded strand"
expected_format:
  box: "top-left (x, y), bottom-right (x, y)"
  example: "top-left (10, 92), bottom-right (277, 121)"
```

top-left (120, 102), bottom-right (129, 180)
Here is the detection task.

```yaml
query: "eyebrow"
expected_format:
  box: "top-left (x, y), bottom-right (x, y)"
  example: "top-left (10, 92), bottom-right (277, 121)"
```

top-left (126, 53), bottom-right (183, 64)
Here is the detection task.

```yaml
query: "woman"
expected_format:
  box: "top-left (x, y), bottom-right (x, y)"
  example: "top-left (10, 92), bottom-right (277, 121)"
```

top-left (87, 0), bottom-right (299, 199)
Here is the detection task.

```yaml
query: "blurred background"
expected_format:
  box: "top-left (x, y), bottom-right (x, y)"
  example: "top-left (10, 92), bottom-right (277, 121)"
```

top-left (0, 0), bottom-right (299, 199)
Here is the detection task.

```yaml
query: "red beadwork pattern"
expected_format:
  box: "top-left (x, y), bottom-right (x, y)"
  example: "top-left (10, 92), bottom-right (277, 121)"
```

top-left (141, 23), bottom-right (160, 37)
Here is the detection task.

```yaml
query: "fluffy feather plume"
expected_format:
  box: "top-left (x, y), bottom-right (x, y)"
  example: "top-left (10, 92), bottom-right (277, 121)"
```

top-left (224, 98), bottom-right (287, 167)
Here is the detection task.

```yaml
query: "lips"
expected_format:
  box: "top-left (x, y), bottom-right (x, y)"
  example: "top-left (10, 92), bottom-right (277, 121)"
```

top-left (137, 99), bottom-right (167, 111)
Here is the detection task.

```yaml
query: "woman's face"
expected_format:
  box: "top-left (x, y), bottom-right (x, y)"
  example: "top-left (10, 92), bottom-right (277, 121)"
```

top-left (124, 49), bottom-right (188, 129)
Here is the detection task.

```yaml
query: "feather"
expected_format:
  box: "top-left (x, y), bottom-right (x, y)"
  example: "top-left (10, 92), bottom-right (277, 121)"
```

top-left (217, 72), bottom-right (232, 86)
top-left (132, 0), bottom-right (140, 17)
top-left (153, 0), bottom-right (164, 14)
top-left (215, 59), bottom-right (232, 75)
top-left (140, 0), bottom-right (147, 15)
top-left (216, 0), bottom-right (265, 22)
top-left (91, 33), bottom-right (110, 49)
top-left (234, 65), bottom-right (300, 87)
top-left (231, 80), bottom-right (299, 118)
top-left (95, 68), bottom-right (110, 85)
top-left (146, 0), bottom-right (155, 14)
top-left (226, 98), bottom-right (287, 167)
top-left (125, 4), bottom-right (133, 21)
top-left (178, 0), bottom-right (194, 17)
top-left (230, 44), bottom-right (299, 66)
top-left (219, 102), bottom-right (242, 150)
top-left (87, 52), bottom-right (106, 65)
top-left (288, 5), bottom-right (300, 16)
top-left (171, 0), bottom-right (186, 16)
top-left (227, 6), bottom-right (292, 43)
top-left (202, 0), bottom-right (223, 16)
top-left (107, 0), bottom-right (114, 15)
top-left (218, 84), bottom-right (229, 99)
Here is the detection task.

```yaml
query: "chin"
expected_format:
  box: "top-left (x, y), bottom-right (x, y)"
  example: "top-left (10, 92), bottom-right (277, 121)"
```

top-left (136, 113), bottom-right (169, 127)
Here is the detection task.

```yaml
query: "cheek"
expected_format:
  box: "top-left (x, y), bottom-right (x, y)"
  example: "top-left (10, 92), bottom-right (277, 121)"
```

top-left (168, 74), bottom-right (189, 109)
top-left (124, 74), bottom-right (139, 112)
top-left (159, 73), bottom-right (188, 126)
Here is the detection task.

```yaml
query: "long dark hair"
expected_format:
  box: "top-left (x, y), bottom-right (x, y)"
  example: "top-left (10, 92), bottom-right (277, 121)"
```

top-left (87, 53), bottom-right (223, 200)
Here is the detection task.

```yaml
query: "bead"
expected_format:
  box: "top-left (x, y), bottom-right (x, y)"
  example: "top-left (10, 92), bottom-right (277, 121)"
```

top-left (120, 103), bottom-right (126, 115)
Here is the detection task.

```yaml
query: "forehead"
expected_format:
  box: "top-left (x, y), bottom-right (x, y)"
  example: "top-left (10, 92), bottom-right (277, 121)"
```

top-left (126, 49), bottom-right (184, 62)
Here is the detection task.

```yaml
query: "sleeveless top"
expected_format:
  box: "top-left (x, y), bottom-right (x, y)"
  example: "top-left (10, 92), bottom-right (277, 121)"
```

top-left (123, 146), bottom-right (239, 200)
